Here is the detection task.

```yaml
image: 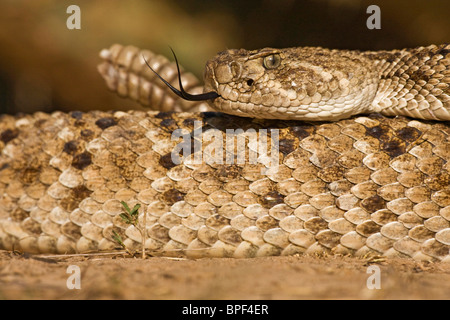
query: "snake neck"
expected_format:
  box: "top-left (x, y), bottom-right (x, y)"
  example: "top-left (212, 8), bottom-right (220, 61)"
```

top-left (367, 44), bottom-right (450, 120)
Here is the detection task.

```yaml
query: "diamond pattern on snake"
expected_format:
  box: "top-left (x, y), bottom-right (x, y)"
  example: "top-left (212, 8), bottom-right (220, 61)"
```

top-left (0, 43), bottom-right (448, 262)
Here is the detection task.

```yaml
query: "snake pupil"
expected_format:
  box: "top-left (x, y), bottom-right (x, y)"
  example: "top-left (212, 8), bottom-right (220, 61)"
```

top-left (263, 54), bottom-right (281, 69)
top-left (246, 79), bottom-right (254, 86)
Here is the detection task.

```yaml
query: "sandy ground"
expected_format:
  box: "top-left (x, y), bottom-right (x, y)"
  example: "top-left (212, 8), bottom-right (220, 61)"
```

top-left (1, 250), bottom-right (450, 300)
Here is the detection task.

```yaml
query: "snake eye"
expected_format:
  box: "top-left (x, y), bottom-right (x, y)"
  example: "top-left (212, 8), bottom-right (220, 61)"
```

top-left (263, 54), bottom-right (281, 69)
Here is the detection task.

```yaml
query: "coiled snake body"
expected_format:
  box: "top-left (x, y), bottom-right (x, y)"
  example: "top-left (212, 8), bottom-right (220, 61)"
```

top-left (0, 44), bottom-right (449, 261)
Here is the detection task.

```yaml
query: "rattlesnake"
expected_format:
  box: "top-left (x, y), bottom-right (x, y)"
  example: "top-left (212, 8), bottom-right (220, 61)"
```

top-left (0, 43), bottom-right (449, 262)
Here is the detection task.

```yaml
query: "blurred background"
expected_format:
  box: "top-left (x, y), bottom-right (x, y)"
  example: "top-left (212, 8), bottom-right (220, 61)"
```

top-left (0, 0), bottom-right (448, 114)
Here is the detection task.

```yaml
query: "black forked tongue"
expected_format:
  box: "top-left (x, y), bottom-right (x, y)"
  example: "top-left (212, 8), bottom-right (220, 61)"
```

top-left (143, 48), bottom-right (219, 101)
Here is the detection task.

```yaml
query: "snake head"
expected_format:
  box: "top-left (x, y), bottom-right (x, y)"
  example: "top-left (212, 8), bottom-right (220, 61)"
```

top-left (204, 47), bottom-right (379, 121)
top-left (145, 47), bottom-right (380, 121)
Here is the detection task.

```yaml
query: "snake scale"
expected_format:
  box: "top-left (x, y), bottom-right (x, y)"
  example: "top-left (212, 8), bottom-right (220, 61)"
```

top-left (0, 43), bottom-right (449, 262)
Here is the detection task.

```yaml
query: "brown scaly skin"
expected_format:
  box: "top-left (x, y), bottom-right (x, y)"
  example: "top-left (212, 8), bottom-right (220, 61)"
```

top-left (0, 110), bottom-right (448, 261)
top-left (0, 44), bottom-right (448, 261)
top-left (98, 44), bottom-right (450, 121)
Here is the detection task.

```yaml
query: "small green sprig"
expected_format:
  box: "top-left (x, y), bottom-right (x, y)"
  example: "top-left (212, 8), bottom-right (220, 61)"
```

top-left (111, 230), bottom-right (134, 256)
top-left (112, 201), bottom-right (147, 258)
top-left (119, 201), bottom-right (141, 226)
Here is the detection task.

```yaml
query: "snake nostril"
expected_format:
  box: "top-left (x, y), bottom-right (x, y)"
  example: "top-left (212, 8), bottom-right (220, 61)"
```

top-left (247, 79), bottom-right (254, 86)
